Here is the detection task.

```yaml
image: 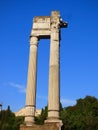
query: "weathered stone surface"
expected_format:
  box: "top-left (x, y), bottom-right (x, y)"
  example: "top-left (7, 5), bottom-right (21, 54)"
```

top-left (20, 122), bottom-right (62, 130)
top-left (33, 17), bottom-right (50, 29)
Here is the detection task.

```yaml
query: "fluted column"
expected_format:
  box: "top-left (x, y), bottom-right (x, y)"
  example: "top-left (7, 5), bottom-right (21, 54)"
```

top-left (25, 36), bottom-right (38, 126)
top-left (47, 27), bottom-right (60, 121)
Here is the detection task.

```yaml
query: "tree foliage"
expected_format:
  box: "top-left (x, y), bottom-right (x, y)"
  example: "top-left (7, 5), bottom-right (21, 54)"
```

top-left (0, 106), bottom-right (24, 130)
top-left (35, 106), bottom-right (48, 125)
top-left (35, 96), bottom-right (98, 130)
top-left (61, 96), bottom-right (98, 130)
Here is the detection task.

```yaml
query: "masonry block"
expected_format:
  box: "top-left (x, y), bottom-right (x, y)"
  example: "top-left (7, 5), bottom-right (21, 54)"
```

top-left (20, 122), bottom-right (62, 130)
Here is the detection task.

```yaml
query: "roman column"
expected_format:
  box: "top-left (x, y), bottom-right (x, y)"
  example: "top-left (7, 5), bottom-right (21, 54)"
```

top-left (25, 36), bottom-right (38, 126)
top-left (47, 11), bottom-right (61, 122)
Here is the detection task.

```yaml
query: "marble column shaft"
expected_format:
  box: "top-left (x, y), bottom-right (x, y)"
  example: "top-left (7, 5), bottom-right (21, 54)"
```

top-left (48, 28), bottom-right (60, 120)
top-left (25, 36), bottom-right (38, 126)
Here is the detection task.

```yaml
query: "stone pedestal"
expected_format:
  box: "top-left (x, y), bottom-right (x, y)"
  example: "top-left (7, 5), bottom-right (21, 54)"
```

top-left (20, 122), bottom-right (62, 130)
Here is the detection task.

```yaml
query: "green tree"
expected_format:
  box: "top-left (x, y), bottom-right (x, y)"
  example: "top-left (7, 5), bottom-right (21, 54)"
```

top-left (35, 106), bottom-right (48, 125)
top-left (2, 123), bottom-right (11, 130)
top-left (0, 106), bottom-right (24, 130)
top-left (61, 96), bottom-right (98, 130)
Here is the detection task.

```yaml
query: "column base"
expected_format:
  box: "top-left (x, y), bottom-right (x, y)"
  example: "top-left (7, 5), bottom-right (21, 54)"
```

top-left (45, 119), bottom-right (62, 123)
top-left (25, 116), bottom-right (35, 126)
top-left (45, 118), bottom-right (63, 127)
top-left (20, 122), bottom-right (63, 130)
top-left (24, 121), bottom-right (35, 126)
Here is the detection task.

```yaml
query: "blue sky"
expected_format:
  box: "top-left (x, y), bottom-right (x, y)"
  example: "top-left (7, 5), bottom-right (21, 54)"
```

top-left (0, 0), bottom-right (98, 112)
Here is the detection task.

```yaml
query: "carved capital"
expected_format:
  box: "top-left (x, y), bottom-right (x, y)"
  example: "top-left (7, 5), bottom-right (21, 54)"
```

top-left (30, 36), bottom-right (38, 46)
